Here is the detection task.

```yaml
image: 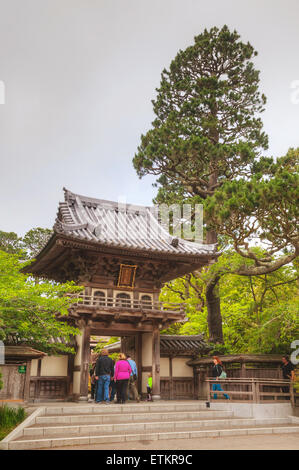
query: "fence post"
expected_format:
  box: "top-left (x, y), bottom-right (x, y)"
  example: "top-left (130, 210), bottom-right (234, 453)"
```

top-left (290, 383), bottom-right (295, 408)
top-left (205, 380), bottom-right (210, 402)
top-left (252, 379), bottom-right (257, 403)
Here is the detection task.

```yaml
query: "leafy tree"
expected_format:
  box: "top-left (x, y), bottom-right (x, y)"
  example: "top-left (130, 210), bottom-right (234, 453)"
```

top-left (0, 250), bottom-right (82, 354)
top-left (161, 252), bottom-right (299, 354)
top-left (93, 337), bottom-right (120, 363)
top-left (133, 25), bottom-right (268, 343)
top-left (94, 337), bottom-right (120, 354)
top-left (22, 227), bottom-right (53, 258)
top-left (0, 227), bottom-right (53, 259)
top-left (0, 231), bottom-right (23, 254)
top-left (205, 148), bottom-right (299, 276)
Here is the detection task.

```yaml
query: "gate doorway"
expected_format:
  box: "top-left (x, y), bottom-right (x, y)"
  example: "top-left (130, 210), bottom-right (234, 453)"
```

top-left (75, 323), bottom-right (147, 402)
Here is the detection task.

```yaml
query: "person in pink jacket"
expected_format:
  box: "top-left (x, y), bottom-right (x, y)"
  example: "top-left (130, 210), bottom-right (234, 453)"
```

top-left (114, 353), bottom-right (132, 404)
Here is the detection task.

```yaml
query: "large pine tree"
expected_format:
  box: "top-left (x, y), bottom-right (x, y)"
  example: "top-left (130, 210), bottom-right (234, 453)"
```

top-left (133, 26), bottom-right (269, 343)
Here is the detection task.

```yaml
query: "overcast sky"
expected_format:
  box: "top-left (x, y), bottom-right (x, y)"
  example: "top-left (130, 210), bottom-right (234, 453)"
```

top-left (0, 0), bottom-right (298, 236)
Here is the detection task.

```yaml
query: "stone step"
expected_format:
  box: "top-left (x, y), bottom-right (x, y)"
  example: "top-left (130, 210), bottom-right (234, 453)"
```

top-left (23, 417), bottom-right (291, 438)
top-left (35, 409), bottom-right (233, 425)
top-left (8, 424), bottom-right (299, 450)
top-left (43, 402), bottom-right (207, 416)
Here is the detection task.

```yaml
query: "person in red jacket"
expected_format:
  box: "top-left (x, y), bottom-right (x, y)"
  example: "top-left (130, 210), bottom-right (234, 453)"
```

top-left (114, 353), bottom-right (132, 404)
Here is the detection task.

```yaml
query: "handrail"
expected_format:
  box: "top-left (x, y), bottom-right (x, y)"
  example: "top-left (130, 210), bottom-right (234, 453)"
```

top-left (67, 293), bottom-right (185, 312)
top-left (205, 378), bottom-right (291, 383)
top-left (204, 377), bottom-right (296, 405)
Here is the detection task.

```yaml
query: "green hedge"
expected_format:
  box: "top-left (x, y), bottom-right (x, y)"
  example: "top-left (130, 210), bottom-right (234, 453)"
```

top-left (0, 405), bottom-right (27, 440)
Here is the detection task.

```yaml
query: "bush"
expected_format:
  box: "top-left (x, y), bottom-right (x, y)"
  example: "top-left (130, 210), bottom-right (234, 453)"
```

top-left (0, 405), bottom-right (27, 440)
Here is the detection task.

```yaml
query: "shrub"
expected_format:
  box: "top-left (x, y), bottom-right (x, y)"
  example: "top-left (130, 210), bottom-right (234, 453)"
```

top-left (0, 405), bottom-right (27, 440)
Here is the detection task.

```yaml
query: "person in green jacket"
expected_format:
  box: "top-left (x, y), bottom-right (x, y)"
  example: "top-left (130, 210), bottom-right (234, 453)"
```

top-left (147, 373), bottom-right (153, 401)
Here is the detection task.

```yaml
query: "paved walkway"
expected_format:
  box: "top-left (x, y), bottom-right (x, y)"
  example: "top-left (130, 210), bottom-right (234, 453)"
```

top-left (45, 432), bottom-right (299, 450)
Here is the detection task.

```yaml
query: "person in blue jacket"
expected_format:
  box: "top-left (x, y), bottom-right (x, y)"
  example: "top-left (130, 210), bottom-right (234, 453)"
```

top-left (126, 354), bottom-right (140, 402)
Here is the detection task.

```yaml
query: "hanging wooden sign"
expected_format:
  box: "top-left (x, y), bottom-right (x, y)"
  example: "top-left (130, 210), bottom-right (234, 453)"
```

top-left (117, 264), bottom-right (137, 288)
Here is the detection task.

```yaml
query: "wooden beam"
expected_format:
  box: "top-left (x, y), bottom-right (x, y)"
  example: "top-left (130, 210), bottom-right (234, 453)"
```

top-left (67, 354), bottom-right (75, 397)
top-left (152, 324), bottom-right (161, 400)
top-left (90, 321), bottom-right (154, 335)
top-left (37, 359), bottom-right (42, 377)
top-left (79, 323), bottom-right (91, 400)
top-left (24, 361), bottom-right (32, 402)
top-left (136, 333), bottom-right (142, 396)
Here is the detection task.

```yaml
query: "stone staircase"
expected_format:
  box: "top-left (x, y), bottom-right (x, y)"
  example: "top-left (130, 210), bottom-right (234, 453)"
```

top-left (2, 401), bottom-right (299, 449)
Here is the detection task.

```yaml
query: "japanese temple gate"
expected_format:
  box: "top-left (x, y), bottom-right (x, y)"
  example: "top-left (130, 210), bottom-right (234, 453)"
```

top-left (24, 188), bottom-right (216, 400)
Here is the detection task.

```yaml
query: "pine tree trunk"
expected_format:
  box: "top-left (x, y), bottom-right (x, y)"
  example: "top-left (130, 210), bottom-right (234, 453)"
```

top-left (205, 271), bottom-right (223, 344)
top-left (205, 173), bottom-right (223, 343)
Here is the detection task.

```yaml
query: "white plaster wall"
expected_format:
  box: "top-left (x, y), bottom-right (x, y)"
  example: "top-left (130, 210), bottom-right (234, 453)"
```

top-left (172, 358), bottom-right (193, 377)
top-left (40, 356), bottom-right (68, 377)
top-left (160, 357), bottom-right (169, 377)
top-left (141, 371), bottom-right (152, 394)
top-left (30, 359), bottom-right (38, 377)
top-left (73, 371), bottom-right (81, 394)
top-left (141, 333), bottom-right (152, 367)
top-left (74, 333), bottom-right (82, 367)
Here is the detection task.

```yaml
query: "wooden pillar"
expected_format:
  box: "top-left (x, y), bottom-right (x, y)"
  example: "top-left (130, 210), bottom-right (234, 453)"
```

top-left (79, 320), bottom-right (91, 401)
top-left (24, 360), bottom-right (32, 402)
top-left (67, 353), bottom-right (75, 397)
top-left (240, 362), bottom-right (246, 378)
top-left (136, 333), bottom-right (142, 394)
top-left (120, 337), bottom-right (126, 354)
top-left (193, 367), bottom-right (198, 400)
top-left (169, 356), bottom-right (174, 400)
top-left (198, 367), bottom-right (207, 400)
top-left (152, 323), bottom-right (161, 400)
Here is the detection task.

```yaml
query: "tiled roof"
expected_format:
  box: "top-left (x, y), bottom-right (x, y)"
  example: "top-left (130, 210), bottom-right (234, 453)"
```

top-left (160, 335), bottom-right (209, 354)
top-left (4, 346), bottom-right (47, 359)
top-left (96, 335), bottom-right (209, 355)
top-left (53, 188), bottom-right (216, 257)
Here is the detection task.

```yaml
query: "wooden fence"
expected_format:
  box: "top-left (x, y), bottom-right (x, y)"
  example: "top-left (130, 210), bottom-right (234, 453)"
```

top-left (161, 377), bottom-right (194, 400)
top-left (29, 377), bottom-right (70, 400)
top-left (205, 378), bottom-right (298, 406)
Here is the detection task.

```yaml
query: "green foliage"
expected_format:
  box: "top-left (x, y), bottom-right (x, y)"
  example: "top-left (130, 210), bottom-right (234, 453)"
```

top-left (94, 337), bottom-right (119, 353)
top-left (205, 148), bottom-right (299, 271)
top-left (133, 25), bottom-right (268, 202)
top-left (0, 405), bottom-right (27, 440)
top-left (0, 231), bottom-right (23, 255)
top-left (0, 227), bottom-right (53, 260)
top-left (133, 25), bottom-right (298, 345)
top-left (108, 353), bottom-right (120, 363)
top-left (0, 370), bottom-right (3, 390)
top-left (22, 227), bottom-right (53, 258)
top-left (0, 250), bottom-right (82, 354)
top-left (161, 252), bottom-right (299, 355)
top-left (94, 337), bottom-right (120, 362)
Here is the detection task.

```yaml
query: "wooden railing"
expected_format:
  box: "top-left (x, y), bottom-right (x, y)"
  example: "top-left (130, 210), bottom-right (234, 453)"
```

top-left (69, 294), bottom-right (185, 313)
top-left (161, 377), bottom-right (194, 400)
top-left (205, 378), bottom-right (297, 406)
top-left (29, 377), bottom-right (70, 400)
